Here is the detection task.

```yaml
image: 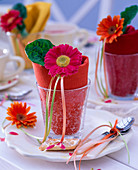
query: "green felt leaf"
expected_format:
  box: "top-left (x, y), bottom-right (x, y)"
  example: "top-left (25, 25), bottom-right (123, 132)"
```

top-left (12, 3), bottom-right (27, 35)
top-left (25, 39), bottom-right (55, 66)
top-left (121, 5), bottom-right (138, 33)
top-left (16, 21), bottom-right (28, 36)
top-left (12, 3), bottom-right (27, 19)
top-left (16, 21), bottom-right (25, 31)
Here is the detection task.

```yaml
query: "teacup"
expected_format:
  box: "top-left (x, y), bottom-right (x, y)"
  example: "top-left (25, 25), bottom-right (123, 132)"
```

top-left (44, 22), bottom-right (89, 49)
top-left (0, 48), bottom-right (25, 81)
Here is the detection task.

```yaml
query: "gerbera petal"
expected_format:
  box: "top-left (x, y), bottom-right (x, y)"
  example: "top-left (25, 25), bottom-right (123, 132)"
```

top-left (102, 19), bottom-right (112, 29)
top-left (54, 45), bottom-right (63, 56)
top-left (113, 15), bottom-right (120, 25)
top-left (11, 122), bottom-right (16, 125)
top-left (107, 15), bottom-right (112, 22)
top-left (16, 124), bottom-right (22, 128)
top-left (6, 116), bottom-right (13, 121)
top-left (25, 117), bottom-right (37, 122)
top-left (26, 112), bottom-right (37, 116)
top-left (45, 59), bottom-right (56, 69)
top-left (26, 106), bottom-right (31, 114)
top-left (69, 48), bottom-right (82, 59)
top-left (48, 65), bottom-right (60, 77)
top-left (46, 50), bottom-right (58, 59)
top-left (65, 45), bottom-right (73, 56)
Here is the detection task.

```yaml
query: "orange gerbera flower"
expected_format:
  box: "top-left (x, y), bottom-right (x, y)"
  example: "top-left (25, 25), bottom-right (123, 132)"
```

top-left (6, 102), bottom-right (37, 128)
top-left (96, 15), bottom-right (124, 43)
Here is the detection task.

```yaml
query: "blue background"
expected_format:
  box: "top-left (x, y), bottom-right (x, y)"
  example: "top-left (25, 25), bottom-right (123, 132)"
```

top-left (0, 0), bottom-right (138, 31)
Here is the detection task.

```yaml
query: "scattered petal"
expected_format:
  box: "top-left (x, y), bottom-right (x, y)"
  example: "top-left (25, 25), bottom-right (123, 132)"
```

top-left (69, 153), bottom-right (73, 156)
top-left (46, 145), bottom-right (55, 150)
top-left (60, 143), bottom-right (66, 150)
top-left (104, 99), bottom-right (112, 103)
top-left (0, 137), bottom-right (5, 142)
top-left (56, 142), bottom-right (61, 145)
top-left (9, 131), bottom-right (19, 135)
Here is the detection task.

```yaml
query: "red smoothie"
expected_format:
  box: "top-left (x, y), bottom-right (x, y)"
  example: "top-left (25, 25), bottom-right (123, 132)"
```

top-left (38, 85), bottom-right (88, 135)
top-left (105, 52), bottom-right (138, 97)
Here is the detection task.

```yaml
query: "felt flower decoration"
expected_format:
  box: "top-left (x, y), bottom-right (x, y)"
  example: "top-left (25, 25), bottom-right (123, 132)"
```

top-left (6, 102), bottom-right (37, 128)
top-left (44, 44), bottom-right (82, 77)
top-left (0, 10), bottom-right (23, 32)
top-left (96, 15), bottom-right (124, 43)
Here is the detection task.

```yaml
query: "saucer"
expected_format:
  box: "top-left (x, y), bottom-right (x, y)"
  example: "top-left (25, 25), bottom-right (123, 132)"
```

top-left (87, 85), bottom-right (138, 125)
top-left (0, 75), bottom-right (19, 91)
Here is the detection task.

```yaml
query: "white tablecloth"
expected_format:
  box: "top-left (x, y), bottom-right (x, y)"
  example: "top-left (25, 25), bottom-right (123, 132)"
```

top-left (0, 32), bottom-right (138, 170)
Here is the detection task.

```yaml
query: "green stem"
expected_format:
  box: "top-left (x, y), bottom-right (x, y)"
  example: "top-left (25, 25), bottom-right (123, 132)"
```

top-left (15, 35), bottom-right (20, 55)
top-left (20, 128), bottom-right (43, 140)
top-left (118, 131), bottom-right (130, 164)
top-left (1, 118), bottom-right (11, 132)
top-left (96, 75), bottom-right (105, 96)
top-left (43, 77), bottom-right (55, 143)
top-left (109, 121), bottom-right (113, 128)
top-left (99, 45), bottom-right (107, 97)
top-left (98, 42), bottom-right (108, 98)
top-left (100, 79), bottom-right (108, 98)
top-left (48, 76), bottom-right (60, 135)
top-left (100, 45), bottom-right (103, 69)
top-left (21, 29), bottom-right (28, 37)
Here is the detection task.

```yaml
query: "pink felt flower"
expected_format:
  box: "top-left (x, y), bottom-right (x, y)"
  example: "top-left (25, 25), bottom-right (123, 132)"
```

top-left (0, 10), bottom-right (23, 32)
top-left (44, 44), bottom-right (82, 77)
top-left (125, 25), bottom-right (135, 34)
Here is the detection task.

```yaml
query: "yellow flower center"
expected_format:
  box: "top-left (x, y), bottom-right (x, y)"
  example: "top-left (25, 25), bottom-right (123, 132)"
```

top-left (56, 55), bottom-right (70, 67)
top-left (7, 17), bottom-right (14, 24)
top-left (16, 114), bottom-right (26, 121)
top-left (108, 26), bottom-right (116, 35)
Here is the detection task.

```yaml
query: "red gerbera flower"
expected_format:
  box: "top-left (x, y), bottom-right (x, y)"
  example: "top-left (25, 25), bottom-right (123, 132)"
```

top-left (0, 10), bottom-right (23, 32)
top-left (44, 44), bottom-right (82, 77)
top-left (6, 102), bottom-right (37, 128)
top-left (96, 15), bottom-right (124, 43)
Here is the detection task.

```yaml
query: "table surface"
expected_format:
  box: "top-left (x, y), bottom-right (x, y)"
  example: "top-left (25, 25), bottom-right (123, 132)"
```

top-left (0, 32), bottom-right (138, 170)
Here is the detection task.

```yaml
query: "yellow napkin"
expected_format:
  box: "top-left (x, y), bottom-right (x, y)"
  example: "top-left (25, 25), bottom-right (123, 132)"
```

top-left (24, 2), bottom-right (51, 34)
top-left (10, 2), bottom-right (51, 69)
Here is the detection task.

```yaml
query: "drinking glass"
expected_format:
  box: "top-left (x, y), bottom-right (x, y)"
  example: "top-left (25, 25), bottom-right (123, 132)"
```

top-left (7, 32), bottom-right (43, 69)
top-left (37, 79), bottom-right (91, 140)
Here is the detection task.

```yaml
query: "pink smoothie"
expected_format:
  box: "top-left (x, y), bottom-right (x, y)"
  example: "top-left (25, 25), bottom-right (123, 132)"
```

top-left (105, 52), bottom-right (138, 97)
top-left (38, 86), bottom-right (88, 135)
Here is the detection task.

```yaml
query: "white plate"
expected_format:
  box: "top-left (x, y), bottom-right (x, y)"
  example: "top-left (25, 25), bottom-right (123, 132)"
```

top-left (0, 76), bottom-right (19, 91)
top-left (4, 108), bottom-right (133, 162)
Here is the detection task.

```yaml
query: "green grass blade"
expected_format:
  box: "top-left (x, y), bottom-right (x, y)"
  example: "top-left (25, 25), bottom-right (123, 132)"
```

top-left (48, 76), bottom-right (60, 135)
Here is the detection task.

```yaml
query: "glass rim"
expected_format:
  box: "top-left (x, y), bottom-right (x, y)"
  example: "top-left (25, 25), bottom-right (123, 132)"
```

top-left (6, 28), bottom-right (78, 37)
top-left (36, 78), bottom-right (91, 92)
top-left (104, 52), bottom-right (138, 57)
top-left (6, 31), bottom-right (44, 37)
top-left (6, 23), bottom-right (79, 37)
